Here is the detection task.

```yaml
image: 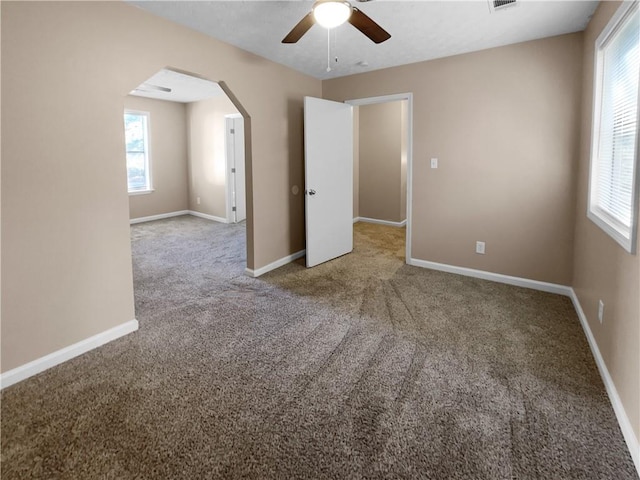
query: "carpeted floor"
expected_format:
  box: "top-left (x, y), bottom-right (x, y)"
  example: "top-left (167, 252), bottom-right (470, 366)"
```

top-left (1, 215), bottom-right (637, 479)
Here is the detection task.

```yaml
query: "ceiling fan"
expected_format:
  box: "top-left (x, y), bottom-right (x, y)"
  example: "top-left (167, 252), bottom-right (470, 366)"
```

top-left (282, 0), bottom-right (391, 44)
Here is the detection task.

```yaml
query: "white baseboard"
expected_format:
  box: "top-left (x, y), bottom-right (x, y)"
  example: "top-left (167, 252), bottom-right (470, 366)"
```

top-left (408, 258), bottom-right (572, 296)
top-left (354, 216), bottom-right (407, 227)
top-left (569, 289), bottom-right (640, 475)
top-left (1, 319), bottom-right (139, 389)
top-left (131, 210), bottom-right (229, 225)
top-left (130, 210), bottom-right (189, 224)
top-left (188, 210), bottom-right (228, 224)
top-left (245, 250), bottom-right (306, 278)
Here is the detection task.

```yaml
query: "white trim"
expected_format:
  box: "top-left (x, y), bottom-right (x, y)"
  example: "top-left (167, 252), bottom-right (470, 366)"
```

top-left (587, 0), bottom-right (639, 255)
top-left (225, 116), bottom-right (235, 223)
top-left (224, 115), bottom-right (247, 224)
top-left (128, 189), bottom-right (155, 196)
top-left (245, 250), bottom-right (306, 277)
top-left (345, 93), bottom-right (413, 263)
top-left (569, 289), bottom-right (640, 476)
top-left (188, 210), bottom-right (228, 224)
top-left (130, 210), bottom-right (189, 224)
top-left (130, 211), bottom-right (230, 225)
top-left (346, 93), bottom-right (412, 106)
top-left (408, 258), bottom-right (572, 296)
top-left (1, 319), bottom-right (139, 389)
top-left (354, 216), bottom-right (407, 227)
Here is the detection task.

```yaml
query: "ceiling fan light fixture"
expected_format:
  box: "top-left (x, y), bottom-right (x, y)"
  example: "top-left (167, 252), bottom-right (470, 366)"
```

top-left (313, 1), bottom-right (352, 29)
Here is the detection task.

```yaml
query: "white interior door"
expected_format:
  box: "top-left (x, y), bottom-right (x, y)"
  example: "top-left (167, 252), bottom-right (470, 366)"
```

top-left (226, 115), bottom-right (246, 223)
top-left (304, 96), bottom-right (353, 267)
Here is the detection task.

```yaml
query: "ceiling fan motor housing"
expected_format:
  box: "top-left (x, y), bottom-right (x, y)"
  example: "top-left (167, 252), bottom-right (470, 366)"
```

top-left (312, 1), bottom-right (353, 29)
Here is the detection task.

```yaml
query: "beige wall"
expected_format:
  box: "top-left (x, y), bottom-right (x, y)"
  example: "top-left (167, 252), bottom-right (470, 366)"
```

top-left (125, 96), bottom-right (188, 220)
top-left (324, 33), bottom-right (583, 285)
top-left (1, 1), bottom-right (320, 372)
top-left (573, 0), bottom-right (640, 441)
top-left (187, 95), bottom-right (239, 219)
top-left (358, 101), bottom-right (404, 223)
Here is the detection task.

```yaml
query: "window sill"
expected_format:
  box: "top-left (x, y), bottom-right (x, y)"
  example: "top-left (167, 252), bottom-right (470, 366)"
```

top-left (587, 208), bottom-right (636, 254)
top-left (129, 189), bottom-right (154, 196)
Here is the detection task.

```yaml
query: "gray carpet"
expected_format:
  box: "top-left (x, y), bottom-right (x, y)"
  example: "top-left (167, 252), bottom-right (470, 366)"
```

top-left (1, 215), bottom-right (637, 479)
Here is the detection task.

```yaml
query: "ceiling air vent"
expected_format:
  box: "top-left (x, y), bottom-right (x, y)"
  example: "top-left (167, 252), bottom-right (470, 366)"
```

top-left (490, 0), bottom-right (517, 12)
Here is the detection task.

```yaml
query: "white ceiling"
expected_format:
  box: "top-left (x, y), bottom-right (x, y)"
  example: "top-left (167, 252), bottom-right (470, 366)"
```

top-left (128, 0), bottom-right (599, 80)
top-left (130, 68), bottom-right (225, 102)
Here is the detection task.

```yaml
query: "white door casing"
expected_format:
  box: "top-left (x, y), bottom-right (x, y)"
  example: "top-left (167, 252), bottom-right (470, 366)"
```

top-left (346, 93), bottom-right (413, 263)
top-left (225, 115), bottom-right (246, 223)
top-left (304, 96), bottom-right (354, 267)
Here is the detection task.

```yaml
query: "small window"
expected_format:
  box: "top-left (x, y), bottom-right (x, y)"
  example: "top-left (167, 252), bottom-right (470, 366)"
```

top-left (124, 111), bottom-right (152, 194)
top-left (588, 1), bottom-right (640, 254)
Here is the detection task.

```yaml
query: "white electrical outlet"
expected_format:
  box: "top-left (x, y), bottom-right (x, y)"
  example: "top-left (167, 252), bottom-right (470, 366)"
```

top-left (598, 300), bottom-right (604, 323)
top-left (430, 158), bottom-right (438, 169)
top-left (197, 196), bottom-right (201, 205)
top-left (475, 241), bottom-right (486, 255)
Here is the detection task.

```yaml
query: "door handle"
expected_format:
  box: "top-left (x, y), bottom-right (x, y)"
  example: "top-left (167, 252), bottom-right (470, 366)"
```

top-left (307, 189), bottom-right (316, 196)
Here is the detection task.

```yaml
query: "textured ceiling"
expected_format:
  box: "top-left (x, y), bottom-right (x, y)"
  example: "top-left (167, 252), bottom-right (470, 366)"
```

top-left (129, 1), bottom-right (599, 80)
top-left (130, 68), bottom-right (225, 103)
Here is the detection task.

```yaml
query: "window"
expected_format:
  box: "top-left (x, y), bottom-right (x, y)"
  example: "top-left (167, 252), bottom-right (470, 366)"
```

top-left (588, 1), bottom-right (640, 254)
top-left (124, 111), bottom-right (152, 194)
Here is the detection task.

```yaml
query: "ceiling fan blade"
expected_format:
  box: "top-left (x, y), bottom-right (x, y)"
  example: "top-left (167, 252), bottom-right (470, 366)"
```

top-left (348, 7), bottom-right (391, 44)
top-left (282, 12), bottom-right (315, 44)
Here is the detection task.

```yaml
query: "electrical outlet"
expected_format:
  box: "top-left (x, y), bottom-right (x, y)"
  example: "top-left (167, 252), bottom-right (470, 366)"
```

top-left (197, 196), bottom-right (201, 205)
top-left (598, 300), bottom-right (604, 323)
top-left (475, 241), bottom-right (486, 255)
top-left (430, 158), bottom-right (438, 169)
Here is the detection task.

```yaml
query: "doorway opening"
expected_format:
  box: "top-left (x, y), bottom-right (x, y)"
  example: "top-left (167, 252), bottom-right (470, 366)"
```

top-left (125, 67), bottom-right (252, 322)
top-left (125, 67), bottom-right (248, 227)
top-left (124, 66), bottom-right (252, 256)
top-left (345, 93), bottom-right (413, 263)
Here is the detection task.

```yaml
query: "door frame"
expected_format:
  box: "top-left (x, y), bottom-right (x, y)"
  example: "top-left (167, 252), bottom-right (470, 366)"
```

top-left (225, 113), bottom-right (244, 223)
top-left (345, 93), bottom-right (413, 263)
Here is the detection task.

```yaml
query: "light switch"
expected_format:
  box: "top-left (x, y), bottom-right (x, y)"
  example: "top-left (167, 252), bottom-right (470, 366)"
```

top-left (430, 158), bottom-right (438, 169)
